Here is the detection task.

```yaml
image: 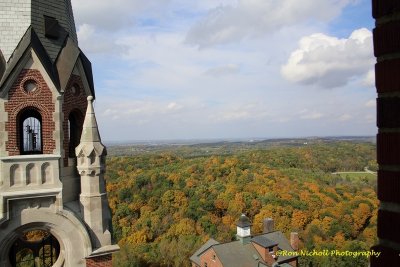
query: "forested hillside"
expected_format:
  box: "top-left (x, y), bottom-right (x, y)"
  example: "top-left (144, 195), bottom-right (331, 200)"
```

top-left (106, 142), bottom-right (377, 267)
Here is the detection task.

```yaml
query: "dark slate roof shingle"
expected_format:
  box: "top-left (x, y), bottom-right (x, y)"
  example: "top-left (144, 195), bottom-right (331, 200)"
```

top-left (213, 240), bottom-right (266, 267)
top-left (251, 235), bottom-right (278, 248)
top-left (0, 27), bottom-right (95, 97)
top-left (236, 214), bottom-right (252, 227)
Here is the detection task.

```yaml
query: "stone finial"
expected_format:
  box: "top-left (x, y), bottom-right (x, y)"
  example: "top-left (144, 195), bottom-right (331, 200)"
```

top-left (80, 96), bottom-right (101, 143)
top-left (75, 95), bottom-right (106, 159)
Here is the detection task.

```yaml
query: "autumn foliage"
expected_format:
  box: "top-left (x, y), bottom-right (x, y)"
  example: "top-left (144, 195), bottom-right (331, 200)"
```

top-left (107, 142), bottom-right (377, 267)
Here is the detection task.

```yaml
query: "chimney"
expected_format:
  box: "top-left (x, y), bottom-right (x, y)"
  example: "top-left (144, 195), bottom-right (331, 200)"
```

top-left (263, 218), bottom-right (274, 233)
top-left (290, 232), bottom-right (299, 251)
top-left (236, 214), bottom-right (252, 244)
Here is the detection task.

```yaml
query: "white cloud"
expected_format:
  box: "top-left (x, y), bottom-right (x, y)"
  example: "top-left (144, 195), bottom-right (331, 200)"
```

top-left (298, 109), bottom-right (324, 120)
top-left (365, 99), bottom-right (376, 108)
top-left (166, 102), bottom-right (183, 111)
top-left (365, 114), bottom-right (375, 123)
top-left (213, 110), bottom-right (250, 122)
top-left (281, 28), bottom-right (374, 88)
top-left (72, 0), bottom-right (172, 31)
top-left (209, 103), bottom-right (270, 122)
top-left (185, 0), bottom-right (356, 47)
top-left (72, 0), bottom-right (238, 34)
top-left (100, 99), bottom-right (186, 123)
top-left (77, 24), bottom-right (127, 54)
top-left (338, 114), bottom-right (352, 121)
top-left (69, 0), bottom-right (376, 140)
top-left (300, 113), bottom-right (324, 120)
top-left (362, 69), bottom-right (375, 87)
top-left (204, 64), bottom-right (240, 77)
top-left (112, 31), bottom-right (277, 100)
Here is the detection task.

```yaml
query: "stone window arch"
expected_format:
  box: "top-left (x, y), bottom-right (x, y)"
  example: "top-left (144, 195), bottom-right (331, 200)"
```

top-left (18, 108), bottom-right (42, 155)
top-left (9, 229), bottom-right (60, 267)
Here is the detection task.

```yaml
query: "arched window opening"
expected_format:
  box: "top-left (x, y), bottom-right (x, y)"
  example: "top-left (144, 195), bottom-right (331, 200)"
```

top-left (19, 109), bottom-right (42, 155)
top-left (15, 248), bottom-right (34, 266)
top-left (68, 110), bottom-right (83, 158)
top-left (9, 229), bottom-right (60, 267)
top-left (70, 83), bottom-right (80, 96)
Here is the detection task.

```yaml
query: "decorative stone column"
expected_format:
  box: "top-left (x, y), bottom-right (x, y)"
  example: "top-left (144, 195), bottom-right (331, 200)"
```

top-left (76, 96), bottom-right (119, 265)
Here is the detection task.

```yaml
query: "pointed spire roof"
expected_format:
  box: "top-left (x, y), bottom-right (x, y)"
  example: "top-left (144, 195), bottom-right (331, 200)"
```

top-left (81, 96), bottom-right (101, 143)
top-left (0, 0), bottom-right (77, 63)
top-left (76, 96), bottom-right (106, 157)
top-left (0, 0), bottom-right (95, 96)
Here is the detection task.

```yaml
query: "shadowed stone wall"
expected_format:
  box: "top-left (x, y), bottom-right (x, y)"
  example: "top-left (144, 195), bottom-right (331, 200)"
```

top-left (371, 0), bottom-right (400, 265)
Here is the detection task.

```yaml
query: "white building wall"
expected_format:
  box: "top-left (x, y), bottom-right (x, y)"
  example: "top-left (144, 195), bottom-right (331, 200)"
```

top-left (0, 0), bottom-right (31, 62)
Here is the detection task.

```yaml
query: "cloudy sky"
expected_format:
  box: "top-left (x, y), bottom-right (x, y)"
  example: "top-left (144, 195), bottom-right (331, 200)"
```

top-left (71, 0), bottom-right (375, 141)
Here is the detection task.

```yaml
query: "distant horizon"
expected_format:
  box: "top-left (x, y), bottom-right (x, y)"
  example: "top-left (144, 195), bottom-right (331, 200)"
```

top-left (103, 135), bottom-right (376, 145)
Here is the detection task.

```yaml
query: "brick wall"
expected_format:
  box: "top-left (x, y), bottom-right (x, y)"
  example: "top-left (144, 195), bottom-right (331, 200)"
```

top-left (62, 74), bottom-right (87, 166)
top-left (200, 247), bottom-right (223, 267)
top-left (86, 254), bottom-right (112, 267)
top-left (371, 0), bottom-right (400, 265)
top-left (5, 69), bottom-right (55, 155)
top-left (252, 242), bottom-right (273, 265)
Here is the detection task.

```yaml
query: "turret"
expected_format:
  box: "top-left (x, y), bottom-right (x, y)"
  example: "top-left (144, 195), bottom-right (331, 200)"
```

top-left (76, 96), bottom-right (113, 248)
top-left (0, 1), bottom-right (118, 266)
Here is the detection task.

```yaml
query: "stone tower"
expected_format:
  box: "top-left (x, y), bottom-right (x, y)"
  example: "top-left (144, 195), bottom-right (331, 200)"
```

top-left (0, 1), bottom-right (119, 266)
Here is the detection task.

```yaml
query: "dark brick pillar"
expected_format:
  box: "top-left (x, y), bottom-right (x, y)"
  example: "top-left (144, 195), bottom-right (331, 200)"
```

top-left (371, 0), bottom-right (400, 265)
top-left (86, 254), bottom-right (113, 267)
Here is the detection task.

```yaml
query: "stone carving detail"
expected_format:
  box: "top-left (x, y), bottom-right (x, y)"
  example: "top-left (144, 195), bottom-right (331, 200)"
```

top-left (89, 150), bottom-right (96, 165)
top-left (10, 164), bottom-right (22, 186)
top-left (26, 163), bottom-right (37, 185)
top-left (41, 162), bottom-right (51, 184)
top-left (8, 162), bottom-right (53, 187)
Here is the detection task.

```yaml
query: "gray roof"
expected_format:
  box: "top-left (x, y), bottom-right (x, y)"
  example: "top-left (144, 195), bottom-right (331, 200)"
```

top-left (260, 231), bottom-right (293, 252)
top-left (0, 50), bottom-right (5, 81)
top-left (0, 0), bottom-right (77, 62)
top-left (0, 27), bottom-right (59, 90)
top-left (213, 240), bottom-right (266, 267)
top-left (190, 238), bottom-right (220, 266)
top-left (251, 235), bottom-right (278, 248)
top-left (191, 231), bottom-right (298, 267)
top-left (258, 231), bottom-right (297, 264)
top-left (0, 27), bottom-right (95, 97)
top-left (236, 214), bottom-right (252, 227)
top-left (31, 0), bottom-right (77, 61)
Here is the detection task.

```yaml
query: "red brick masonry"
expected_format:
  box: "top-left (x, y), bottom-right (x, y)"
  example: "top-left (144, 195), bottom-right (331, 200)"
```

top-left (5, 69), bottom-right (55, 155)
top-left (62, 74), bottom-right (87, 166)
top-left (86, 254), bottom-right (112, 267)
